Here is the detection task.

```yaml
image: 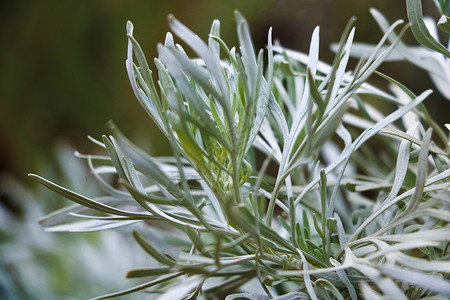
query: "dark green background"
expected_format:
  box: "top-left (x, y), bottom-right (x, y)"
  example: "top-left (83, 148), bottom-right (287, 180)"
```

top-left (0, 0), bottom-right (447, 179)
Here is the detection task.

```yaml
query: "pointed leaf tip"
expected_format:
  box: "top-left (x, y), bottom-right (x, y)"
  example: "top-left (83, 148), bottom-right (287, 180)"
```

top-left (164, 32), bottom-right (174, 47)
top-left (126, 21), bottom-right (134, 35)
top-left (167, 14), bottom-right (175, 24)
top-left (369, 7), bottom-right (379, 15)
top-left (212, 19), bottom-right (220, 28)
top-left (234, 10), bottom-right (245, 22)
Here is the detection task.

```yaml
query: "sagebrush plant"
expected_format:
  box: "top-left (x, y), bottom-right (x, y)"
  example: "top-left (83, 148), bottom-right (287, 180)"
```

top-left (30, 7), bottom-right (450, 300)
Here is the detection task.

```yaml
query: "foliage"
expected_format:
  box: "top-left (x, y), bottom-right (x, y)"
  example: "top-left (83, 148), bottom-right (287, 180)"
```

top-left (30, 8), bottom-right (450, 300)
top-left (343, 7), bottom-right (450, 101)
top-left (407, 0), bottom-right (450, 57)
top-left (1, 144), bottom-right (143, 299)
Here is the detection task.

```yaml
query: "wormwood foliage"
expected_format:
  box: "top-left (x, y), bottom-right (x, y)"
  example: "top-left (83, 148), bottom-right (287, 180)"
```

top-left (344, 8), bottom-right (450, 101)
top-left (407, 0), bottom-right (450, 57)
top-left (30, 11), bottom-right (450, 300)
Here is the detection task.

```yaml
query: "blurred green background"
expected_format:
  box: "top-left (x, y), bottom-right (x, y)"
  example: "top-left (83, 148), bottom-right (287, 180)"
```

top-left (1, 0), bottom-right (447, 180)
top-left (0, 0), bottom-right (448, 298)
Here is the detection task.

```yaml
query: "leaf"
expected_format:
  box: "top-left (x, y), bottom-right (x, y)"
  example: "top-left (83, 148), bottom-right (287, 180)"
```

top-left (312, 213), bottom-right (323, 238)
top-left (327, 27), bottom-right (355, 109)
top-left (126, 22), bottom-right (165, 133)
top-left (359, 281), bottom-right (383, 299)
top-left (185, 225), bottom-right (211, 258)
top-left (374, 125), bottom-right (414, 213)
top-left (365, 240), bottom-right (440, 261)
top-left (314, 278), bottom-right (343, 300)
top-left (133, 231), bottom-right (176, 266)
top-left (298, 250), bottom-right (318, 300)
top-left (379, 265), bottom-right (450, 296)
top-left (401, 128), bottom-right (432, 215)
top-left (91, 272), bottom-right (183, 299)
top-left (425, 166), bottom-right (450, 185)
top-left (126, 22), bottom-right (155, 95)
top-left (38, 196), bottom-right (132, 227)
top-left (307, 68), bottom-right (325, 120)
top-left (235, 10), bottom-right (258, 99)
top-left (407, 0), bottom-right (450, 57)
top-left (267, 94), bottom-right (289, 145)
top-left (288, 26), bottom-right (320, 158)
top-left (379, 226), bottom-right (450, 243)
top-left (29, 174), bottom-right (151, 219)
top-left (326, 124), bottom-right (352, 218)
top-left (395, 253), bottom-right (450, 273)
top-left (44, 219), bottom-right (141, 232)
top-left (102, 135), bottom-right (127, 181)
top-left (329, 258), bottom-right (357, 300)
top-left (334, 213), bottom-right (348, 250)
top-left (381, 127), bottom-right (445, 155)
top-left (209, 19), bottom-right (221, 60)
top-left (244, 28), bottom-right (273, 155)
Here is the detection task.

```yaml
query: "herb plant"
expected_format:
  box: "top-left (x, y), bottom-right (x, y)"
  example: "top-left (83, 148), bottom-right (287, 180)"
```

top-left (30, 7), bottom-right (450, 300)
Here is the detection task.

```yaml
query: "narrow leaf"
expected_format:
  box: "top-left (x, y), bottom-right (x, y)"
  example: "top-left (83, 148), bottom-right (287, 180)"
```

top-left (407, 0), bottom-right (450, 57)
top-left (133, 231), bottom-right (176, 266)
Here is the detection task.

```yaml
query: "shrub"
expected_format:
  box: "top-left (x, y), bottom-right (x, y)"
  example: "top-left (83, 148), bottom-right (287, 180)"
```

top-left (30, 4), bottom-right (450, 299)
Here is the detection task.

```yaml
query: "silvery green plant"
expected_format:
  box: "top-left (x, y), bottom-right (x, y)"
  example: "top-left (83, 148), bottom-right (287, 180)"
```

top-left (342, 7), bottom-right (450, 101)
top-left (408, 0), bottom-right (450, 58)
top-left (1, 144), bottom-right (142, 299)
top-left (30, 11), bottom-right (450, 299)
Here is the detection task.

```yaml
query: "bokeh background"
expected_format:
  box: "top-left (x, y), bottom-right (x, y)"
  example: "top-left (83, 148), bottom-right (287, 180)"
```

top-left (0, 0), bottom-right (448, 298)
